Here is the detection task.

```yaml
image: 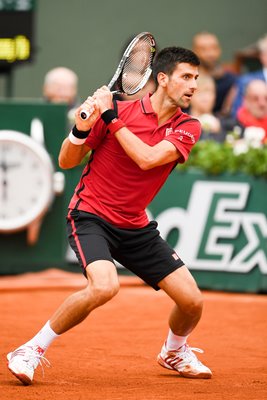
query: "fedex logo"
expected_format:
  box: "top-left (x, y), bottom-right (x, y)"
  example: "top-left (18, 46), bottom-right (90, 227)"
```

top-left (148, 182), bottom-right (267, 274)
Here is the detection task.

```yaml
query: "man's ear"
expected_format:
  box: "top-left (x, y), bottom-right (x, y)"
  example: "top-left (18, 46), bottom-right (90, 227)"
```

top-left (157, 72), bottom-right (168, 88)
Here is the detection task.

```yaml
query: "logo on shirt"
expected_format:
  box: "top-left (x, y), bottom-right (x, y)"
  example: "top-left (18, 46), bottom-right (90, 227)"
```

top-left (175, 129), bottom-right (195, 144)
top-left (165, 128), bottom-right (173, 136)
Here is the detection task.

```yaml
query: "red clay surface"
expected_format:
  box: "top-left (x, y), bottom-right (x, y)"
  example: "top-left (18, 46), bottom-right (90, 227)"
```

top-left (0, 269), bottom-right (267, 400)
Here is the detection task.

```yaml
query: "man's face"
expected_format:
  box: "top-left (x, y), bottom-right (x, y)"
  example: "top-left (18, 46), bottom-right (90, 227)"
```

top-left (164, 63), bottom-right (199, 108)
top-left (245, 83), bottom-right (267, 119)
top-left (193, 34), bottom-right (221, 69)
top-left (44, 81), bottom-right (77, 105)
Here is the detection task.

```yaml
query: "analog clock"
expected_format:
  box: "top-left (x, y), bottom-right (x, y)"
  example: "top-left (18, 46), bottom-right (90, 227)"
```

top-left (0, 129), bottom-right (54, 236)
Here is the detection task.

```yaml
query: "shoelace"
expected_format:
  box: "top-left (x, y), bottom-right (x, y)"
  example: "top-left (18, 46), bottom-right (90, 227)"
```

top-left (27, 347), bottom-right (51, 377)
top-left (175, 344), bottom-right (204, 366)
top-left (12, 346), bottom-right (51, 377)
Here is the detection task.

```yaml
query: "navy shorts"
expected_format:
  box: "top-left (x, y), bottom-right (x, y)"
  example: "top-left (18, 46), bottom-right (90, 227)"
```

top-left (67, 209), bottom-right (184, 290)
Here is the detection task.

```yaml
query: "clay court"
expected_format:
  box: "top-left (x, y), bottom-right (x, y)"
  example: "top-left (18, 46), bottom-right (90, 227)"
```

top-left (0, 269), bottom-right (267, 400)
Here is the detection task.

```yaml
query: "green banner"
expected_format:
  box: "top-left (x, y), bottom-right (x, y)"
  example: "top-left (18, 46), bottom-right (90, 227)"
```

top-left (148, 169), bottom-right (267, 292)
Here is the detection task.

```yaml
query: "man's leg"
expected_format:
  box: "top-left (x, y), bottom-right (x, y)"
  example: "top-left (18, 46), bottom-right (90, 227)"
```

top-left (7, 260), bottom-right (119, 385)
top-left (157, 265), bottom-right (212, 379)
top-left (158, 265), bottom-right (203, 336)
top-left (50, 260), bottom-right (120, 334)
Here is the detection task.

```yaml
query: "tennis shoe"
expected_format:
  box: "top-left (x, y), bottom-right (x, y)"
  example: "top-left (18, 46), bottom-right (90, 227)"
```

top-left (7, 344), bottom-right (50, 385)
top-left (157, 342), bottom-right (212, 379)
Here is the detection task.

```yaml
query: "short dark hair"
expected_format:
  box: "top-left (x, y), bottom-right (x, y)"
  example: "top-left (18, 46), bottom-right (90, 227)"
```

top-left (152, 46), bottom-right (200, 86)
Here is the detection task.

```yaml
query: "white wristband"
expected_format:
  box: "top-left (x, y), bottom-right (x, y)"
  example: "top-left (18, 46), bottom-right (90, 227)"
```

top-left (68, 131), bottom-right (87, 145)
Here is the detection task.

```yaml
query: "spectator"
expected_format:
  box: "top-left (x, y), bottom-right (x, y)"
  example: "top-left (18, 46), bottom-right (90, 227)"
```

top-left (236, 79), bottom-right (267, 144)
top-left (43, 67), bottom-right (78, 106)
top-left (43, 67), bottom-right (79, 126)
top-left (232, 34), bottom-right (267, 115)
top-left (192, 31), bottom-right (237, 116)
top-left (189, 75), bottom-right (228, 142)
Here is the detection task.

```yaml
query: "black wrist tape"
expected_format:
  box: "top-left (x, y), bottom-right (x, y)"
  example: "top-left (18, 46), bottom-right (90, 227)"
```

top-left (101, 109), bottom-right (118, 125)
top-left (72, 125), bottom-right (91, 139)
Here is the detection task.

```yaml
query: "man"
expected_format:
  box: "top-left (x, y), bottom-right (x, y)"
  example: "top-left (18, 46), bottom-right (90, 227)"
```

top-left (43, 67), bottom-right (78, 106)
top-left (236, 79), bottom-right (267, 143)
top-left (232, 34), bottom-right (267, 116)
top-left (7, 47), bottom-right (212, 385)
top-left (192, 31), bottom-right (237, 116)
top-left (43, 67), bottom-right (79, 127)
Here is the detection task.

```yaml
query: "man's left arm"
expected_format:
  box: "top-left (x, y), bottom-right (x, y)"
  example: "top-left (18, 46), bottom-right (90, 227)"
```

top-left (113, 118), bottom-right (201, 170)
top-left (114, 127), bottom-right (181, 170)
top-left (93, 86), bottom-right (181, 169)
top-left (93, 86), bottom-right (200, 170)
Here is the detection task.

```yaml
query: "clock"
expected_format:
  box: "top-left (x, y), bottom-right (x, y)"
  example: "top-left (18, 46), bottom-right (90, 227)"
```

top-left (0, 119), bottom-right (64, 244)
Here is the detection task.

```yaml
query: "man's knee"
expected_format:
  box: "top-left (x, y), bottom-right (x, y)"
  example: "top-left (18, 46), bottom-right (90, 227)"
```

top-left (85, 261), bottom-right (120, 307)
top-left (179, 289), bottom-right (203, 317)
top-left (88, 278), bottom-right (120, 306)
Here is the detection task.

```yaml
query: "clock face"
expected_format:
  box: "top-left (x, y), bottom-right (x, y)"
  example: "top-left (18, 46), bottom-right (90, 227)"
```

top-left (0, 130), bottom-right (54, 232)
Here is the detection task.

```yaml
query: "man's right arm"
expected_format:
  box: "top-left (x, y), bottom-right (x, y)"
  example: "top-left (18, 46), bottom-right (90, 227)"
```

top-left (58, 138), bottom-right (90, 169)
top-left (58, 96), bottom-right (100, 169)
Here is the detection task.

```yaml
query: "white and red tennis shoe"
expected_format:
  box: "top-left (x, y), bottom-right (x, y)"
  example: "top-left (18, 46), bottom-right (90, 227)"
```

top-left (157, 342), bottom-right (212, 379)
top-left (7, 344), bottom-right (50, 385)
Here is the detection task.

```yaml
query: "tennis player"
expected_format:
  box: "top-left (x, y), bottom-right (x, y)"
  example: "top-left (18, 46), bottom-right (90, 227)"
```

top-left (7, 46), bottom-right (212, 385)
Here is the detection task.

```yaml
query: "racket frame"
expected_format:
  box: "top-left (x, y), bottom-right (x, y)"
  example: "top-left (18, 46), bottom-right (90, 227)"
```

top-left (80, 32), bottom-right (156, 120)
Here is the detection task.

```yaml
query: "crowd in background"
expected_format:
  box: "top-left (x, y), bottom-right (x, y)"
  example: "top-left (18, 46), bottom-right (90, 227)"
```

top-left (188, 32), bottom-right (267, 148)
top-left (43, 32), bottom-right (267, 149)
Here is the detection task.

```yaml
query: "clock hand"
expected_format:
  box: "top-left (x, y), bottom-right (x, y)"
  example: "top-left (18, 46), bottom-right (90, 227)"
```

top-left (0, 161), bottom-right (21, 170)
top-left (2, 178), bottom-right (8, 202)
top-left (5, 162), bottom-right (21, 169)
top-left (0, 145), bottom-right (20, 171)
top-left (0, 150), bottom-right (20, 202)
top-left (0, 154), bottom-right (8, 201)
top-left (0, 161), bottom-right (8, 172)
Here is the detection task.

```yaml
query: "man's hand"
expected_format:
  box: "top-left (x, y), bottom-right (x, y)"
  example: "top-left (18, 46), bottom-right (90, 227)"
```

top-left (93, 86), bottom-right (113, 114)
top-left (75, 96), bottom-right (100, 131)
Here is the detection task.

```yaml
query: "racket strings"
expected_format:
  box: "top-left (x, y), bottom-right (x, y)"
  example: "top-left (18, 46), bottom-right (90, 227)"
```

top-left (121, 36), bottom-right (154, 95)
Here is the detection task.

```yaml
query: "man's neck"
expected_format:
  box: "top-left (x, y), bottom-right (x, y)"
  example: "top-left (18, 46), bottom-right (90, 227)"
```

top-left (150, 91), bottom-right (180, 125)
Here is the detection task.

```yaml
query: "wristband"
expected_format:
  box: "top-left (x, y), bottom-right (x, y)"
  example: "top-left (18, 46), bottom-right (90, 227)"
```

top-left (101, 109), bottom-right (118, 125)
top-left (107, 119), bottom-right (126, 134)
top-left (72, 125), bottom-right (91, 139)
top-left (68, 131), bottom-right (87, 145)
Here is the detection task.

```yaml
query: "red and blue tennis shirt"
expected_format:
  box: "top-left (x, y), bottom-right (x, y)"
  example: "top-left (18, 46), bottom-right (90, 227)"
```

top-left (69, 93), bottom-right (201, 228)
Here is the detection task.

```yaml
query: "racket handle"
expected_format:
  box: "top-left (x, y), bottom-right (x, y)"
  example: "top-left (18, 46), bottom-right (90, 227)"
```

top-left (80, 109), bottom-right (91, 120)
top-left (80, 91), bottom-right (118, 119)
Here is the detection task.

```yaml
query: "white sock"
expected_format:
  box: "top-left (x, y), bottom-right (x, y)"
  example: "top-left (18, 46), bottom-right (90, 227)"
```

top-left (166, 329), bottom-right (188, 351)
top-left (25, 321), bottom-right (59, 352)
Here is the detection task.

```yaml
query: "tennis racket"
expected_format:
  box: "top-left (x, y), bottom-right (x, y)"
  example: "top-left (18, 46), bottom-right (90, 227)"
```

top-left (80, 32), bottom-right (156, 120)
